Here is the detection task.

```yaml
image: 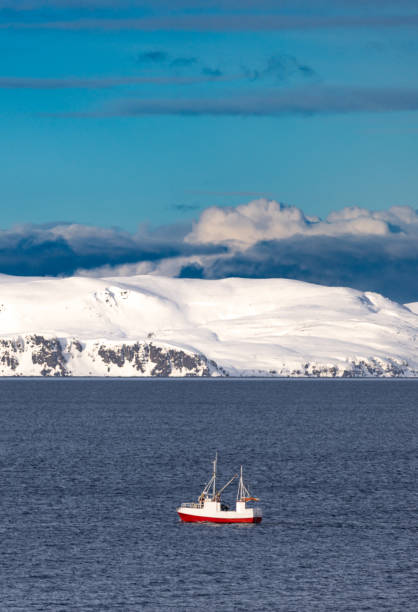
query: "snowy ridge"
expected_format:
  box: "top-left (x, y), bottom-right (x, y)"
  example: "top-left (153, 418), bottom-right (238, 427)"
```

top-left (0, 274), bottom-right (417, 377)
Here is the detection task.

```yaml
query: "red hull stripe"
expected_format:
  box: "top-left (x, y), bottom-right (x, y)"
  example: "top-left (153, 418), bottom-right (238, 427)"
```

top-left (178, 512), bottom-right (262, 523)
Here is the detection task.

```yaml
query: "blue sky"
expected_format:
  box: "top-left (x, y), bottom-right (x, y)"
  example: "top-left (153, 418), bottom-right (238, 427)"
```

top-left (0, 1), bottom-right (417, 301)
top-left (1, 0), bottom-right (417, 230)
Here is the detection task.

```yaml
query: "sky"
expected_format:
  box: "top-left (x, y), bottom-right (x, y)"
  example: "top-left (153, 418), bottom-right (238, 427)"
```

top-left (0, 1), bottom-right (417, 300)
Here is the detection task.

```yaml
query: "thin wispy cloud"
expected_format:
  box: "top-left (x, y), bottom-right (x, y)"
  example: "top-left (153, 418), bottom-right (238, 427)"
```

top-left (1, 52), bottom-right (315, 92)
top-left (1, 1), bottom-right (416, 10)
top-left (0, 51), bottom-right (316, 96)
top-left (137, 50), bottom-right (168, 64)
top-left (170, 57), bottom-right (197, 69)
top-left (172, 203), bottom-right (201, 212)
top-left (62, 86), bottom-right (418, 117)
top-left (1, 13), bottom-right (418, 31)
top-left (201, 67), bottom-right (223, 77)
top-left (185, 190), bottom-right (276, 199)
top-left (135, 50), bottom-right (223, 81)
top-left (0, 75), bottom-right (223, 89)
top-left (243, 54), bottom-right (316, 82)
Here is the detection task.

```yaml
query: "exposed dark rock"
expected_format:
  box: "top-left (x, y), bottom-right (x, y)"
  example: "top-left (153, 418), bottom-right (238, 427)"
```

top-left (30, 335), bottom-right (67, 376)
top-left (286, 357), bottom-right (412, 378)
top-left (0, 352), bottom-right (19, 370)
top-left (0, 338), bottom-right (22, 372)
top-left (70, 340), bottom-right (83, 352)
top-left (97, 341), bottom-right (214, 376)
top-left (0, 333), bottom-right (414, 377)
top-left (149, 343), bottom-right (211, 377)
top-left (98, 343), bottom-right (145, 372)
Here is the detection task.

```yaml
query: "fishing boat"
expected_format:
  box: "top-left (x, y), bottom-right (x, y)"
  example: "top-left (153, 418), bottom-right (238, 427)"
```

top-left (177, 454), bottom-right (262, 523)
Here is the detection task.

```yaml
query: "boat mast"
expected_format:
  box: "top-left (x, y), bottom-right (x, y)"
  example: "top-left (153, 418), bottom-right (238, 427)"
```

top-left (237, 465), bottom-right (243, 500)
top-left (237, 465), bottom-right (251, 500)
top-left (236, 465), bottom-right (258, 502)
top-left (212, 452), bottom-right (217, 499)
top-left (199, 453), bottom-right (218, 502)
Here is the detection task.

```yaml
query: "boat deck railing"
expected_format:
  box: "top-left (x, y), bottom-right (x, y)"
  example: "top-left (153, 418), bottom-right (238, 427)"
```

top-left (180, 502), bottom-right (202, 509)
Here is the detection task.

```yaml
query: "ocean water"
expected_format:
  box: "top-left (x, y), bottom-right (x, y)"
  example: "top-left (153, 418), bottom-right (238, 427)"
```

top-left (0, 379), bottom-right (417, 611)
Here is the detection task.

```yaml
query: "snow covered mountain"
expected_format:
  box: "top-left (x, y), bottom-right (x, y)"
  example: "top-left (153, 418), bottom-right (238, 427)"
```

top-left (0, 274), bottom-right (417, 377)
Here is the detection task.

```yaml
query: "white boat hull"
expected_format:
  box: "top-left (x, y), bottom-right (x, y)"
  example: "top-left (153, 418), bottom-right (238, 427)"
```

top-left (177, 500), bottom-right (262, 523)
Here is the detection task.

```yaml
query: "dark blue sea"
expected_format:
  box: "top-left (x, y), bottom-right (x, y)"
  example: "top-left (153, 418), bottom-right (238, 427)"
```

top-left (0, 379), bottom-right (417, 611)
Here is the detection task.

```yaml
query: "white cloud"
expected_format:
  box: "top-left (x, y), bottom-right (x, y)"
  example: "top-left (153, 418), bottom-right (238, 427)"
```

top-left (185, 199), bottom-right (418, 247)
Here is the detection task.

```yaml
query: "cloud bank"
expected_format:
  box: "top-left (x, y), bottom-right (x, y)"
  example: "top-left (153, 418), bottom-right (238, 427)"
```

top-left (0, 222), bottom-right (222, 277)
top-left (176, 200), bottom-right (418, 303)
top-left (178, 234), bottom-right (418, 305)
top-left (0, 201), bottom-right (417, 303)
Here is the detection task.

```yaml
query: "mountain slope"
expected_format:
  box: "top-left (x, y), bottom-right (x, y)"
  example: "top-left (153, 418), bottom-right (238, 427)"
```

top-left (0, 274), bottom-right (417, 376)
